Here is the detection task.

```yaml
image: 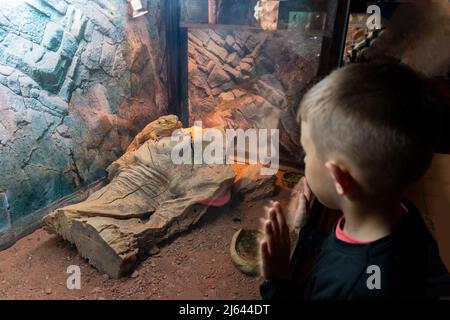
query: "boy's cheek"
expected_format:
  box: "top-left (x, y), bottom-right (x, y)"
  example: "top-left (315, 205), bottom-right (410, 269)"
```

top-left (304, 165), bottom-right (321, 199)
top-left (305, 163), bottom-right (339, 210)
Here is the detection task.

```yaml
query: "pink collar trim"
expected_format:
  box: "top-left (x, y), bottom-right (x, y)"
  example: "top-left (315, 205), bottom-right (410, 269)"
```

top-left (335, 216), bottom-right (373, 244)
top-left (335, 203), bottom-right (410, 244)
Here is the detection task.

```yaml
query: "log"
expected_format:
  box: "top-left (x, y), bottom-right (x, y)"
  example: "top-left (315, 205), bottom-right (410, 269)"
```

top-left (43, 115), bottom-right (235, 278)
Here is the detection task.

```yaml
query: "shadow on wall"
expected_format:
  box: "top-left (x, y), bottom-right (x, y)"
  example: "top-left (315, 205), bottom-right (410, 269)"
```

top-left (0, 0), bottom-right (168, 248)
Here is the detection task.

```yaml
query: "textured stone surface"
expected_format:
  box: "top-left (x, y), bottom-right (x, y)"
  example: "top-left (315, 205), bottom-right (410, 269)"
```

top-left (42, 22), bottom-right (64, 52)
top-left (64, 5), bottom-right (87, 40)
top-left (187, 29), bottom-right (321, 162)
top-left (43, 116), bottom-right (236, 278)
top-left (0, 0), bottom-right (168, 240)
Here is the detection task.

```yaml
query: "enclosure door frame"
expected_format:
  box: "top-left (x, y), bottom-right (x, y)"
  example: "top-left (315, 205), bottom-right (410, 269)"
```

top-left (165, 0), bottom-right (189, 126)
top-left (164, 0), bottom-right (352, 291)
top-left (165, 0), bottom-right (351, 127)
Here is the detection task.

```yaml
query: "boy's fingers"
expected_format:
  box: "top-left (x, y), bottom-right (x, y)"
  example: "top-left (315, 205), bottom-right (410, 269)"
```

top-left (268, 209), bottom-right (280, 241)
top-left (274, 203), bottom-right (287, 236)
top-left (260, 240), bottom-right (270, 279)
top-left (273, 200), bottom-right (281, 212)
top-left (260, 239), bottom-right (270, 259)
top-left (274, 202), bottom-right (290, 244)
top-left (265, 220), bottom-right (274, 255)
top-left (274, 202), bottom-right (286, 223)
top-left (271, 203), bottom-right (290, 253)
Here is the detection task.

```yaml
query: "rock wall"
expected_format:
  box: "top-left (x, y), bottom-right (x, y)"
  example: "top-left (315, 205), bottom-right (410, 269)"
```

top-left (0, 0), bottom-right (168, 243)
top-left (187, 28), bottom-right (320, 163)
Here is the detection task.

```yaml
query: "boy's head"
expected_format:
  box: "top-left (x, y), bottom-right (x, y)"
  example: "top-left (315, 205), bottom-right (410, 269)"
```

top-left (298, 62), bottom-right (441, 209)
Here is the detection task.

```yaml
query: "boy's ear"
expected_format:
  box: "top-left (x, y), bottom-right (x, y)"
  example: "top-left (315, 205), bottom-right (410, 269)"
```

top-left (325, 161), bottom-right (351, 195)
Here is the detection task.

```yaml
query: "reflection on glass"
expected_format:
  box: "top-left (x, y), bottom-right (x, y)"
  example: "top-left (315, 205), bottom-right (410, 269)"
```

top-left (184, 0), bottom-right (338, 165)
top-left (181, 0), bottom-right (333, 34)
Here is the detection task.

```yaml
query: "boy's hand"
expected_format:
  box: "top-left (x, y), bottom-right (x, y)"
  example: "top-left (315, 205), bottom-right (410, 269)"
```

top-left (286, 177), bottom-right (311, 234)
top-left (259, 201), bottom-right (292, 281)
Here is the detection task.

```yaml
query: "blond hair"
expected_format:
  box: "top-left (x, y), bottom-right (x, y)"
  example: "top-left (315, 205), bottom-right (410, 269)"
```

top-left (298, 62), bottom-right (442, 195)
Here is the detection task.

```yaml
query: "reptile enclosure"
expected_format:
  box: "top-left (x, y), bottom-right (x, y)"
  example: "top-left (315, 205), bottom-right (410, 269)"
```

top-left (0, 0), bottom-right (351, 278)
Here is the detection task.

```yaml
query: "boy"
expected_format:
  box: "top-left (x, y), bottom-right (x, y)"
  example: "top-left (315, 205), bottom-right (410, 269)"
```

top-left (259, 62), bottom-right (449, 299)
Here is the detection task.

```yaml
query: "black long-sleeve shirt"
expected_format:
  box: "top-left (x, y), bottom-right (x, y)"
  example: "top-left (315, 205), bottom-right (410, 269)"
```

top-left (260, 198), bottom-right (450, 300)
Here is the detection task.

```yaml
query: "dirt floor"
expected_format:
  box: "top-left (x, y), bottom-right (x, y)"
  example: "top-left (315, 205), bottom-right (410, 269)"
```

top-left (0, 193), bottom-right (292, 300)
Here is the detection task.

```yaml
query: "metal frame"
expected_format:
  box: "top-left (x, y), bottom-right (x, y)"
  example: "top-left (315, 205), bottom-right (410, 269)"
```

top-left (165, 0), bottom-right (189, 126)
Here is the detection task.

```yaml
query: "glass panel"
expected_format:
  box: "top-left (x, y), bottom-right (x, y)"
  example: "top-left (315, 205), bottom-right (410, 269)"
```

top-left (181, 0), bottom-right (335, 33)
top-left (183, 0), bottom-right (339, 166)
